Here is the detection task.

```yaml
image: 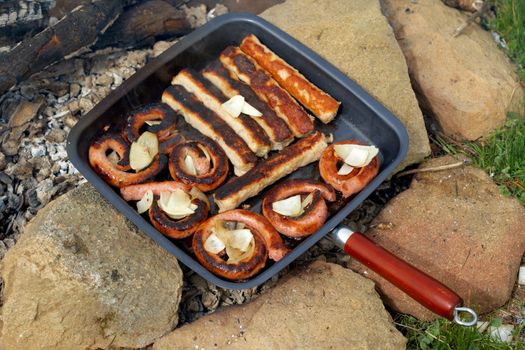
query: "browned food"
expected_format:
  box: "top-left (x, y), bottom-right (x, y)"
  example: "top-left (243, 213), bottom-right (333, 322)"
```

top-left (122, 103), bottom-right (178, 143)
top-left (319, 140), bottom-right (380, 198)
top-left (89, 133), bottom-right (166, 188)
top-left (169, 137), bottom-right (229, 192)
top-left (240, 34), bottom-right (340, 123)
top-left (262, 179), bottom-right (336, 238)
top-left (202, 60), bottom-right (293, 150)
top-left (162, 84), bottom-right (257, 176)
top-left (213, 131), bottom-right (329, 212)
top-left (120, 181), bottom-right (193, 201)
top-left (219, 46), bottom-right (314, 138)
top-left (172, 69), bottom-right (271, 157)
top-left (149, 194), bottom-right (209, 239)
top-left (192, 210), bottom-right (290, 280)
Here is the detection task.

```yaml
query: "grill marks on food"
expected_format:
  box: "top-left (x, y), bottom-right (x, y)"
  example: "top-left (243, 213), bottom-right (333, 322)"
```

top-left (202, 60), bottom-right (294, 150)
top-left (240, 34), bottom-right (340, 124)
top-left (213, 132), bottom-right (329, 212)
top-left (162, 85), bottom-right (257, 176)
top-left (172, 68), bottom-right (271, 157)
top-left (219, 46), bottom-right (315, 138)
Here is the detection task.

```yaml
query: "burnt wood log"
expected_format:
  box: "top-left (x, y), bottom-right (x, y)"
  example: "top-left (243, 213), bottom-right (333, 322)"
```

top-left (94, 0), bottom-right (190, 49)
top-left (0, 0), bottom-right (124, 96)
top-left (0, 1), bottom-right (55, 47)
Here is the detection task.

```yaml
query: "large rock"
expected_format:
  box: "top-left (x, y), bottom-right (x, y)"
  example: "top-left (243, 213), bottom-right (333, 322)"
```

top-left (154, 260), bottom-right (406, 350)
top-left (383, 0), bottom-right (524, 140)
top-left (349, 156), bottom-right (525, 320)
top-left (261, 0), bottom-right (430, 171)
top-left (0, 184), bottom-right (183, 350)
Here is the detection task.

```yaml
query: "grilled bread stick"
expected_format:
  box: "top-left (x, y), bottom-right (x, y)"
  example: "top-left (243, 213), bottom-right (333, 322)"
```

top-left (202, 60), bottom-right (294, 150)
top-left (213, 131), bottom-right (329, 212)
top-left (219, 46), bottom-right (314, 138)
top-left (162, 85), bottom-right (257, 176)
top-left (240, 34), bottom-right (340, 123)
top-left (172, 69), bottom-right (271, 157)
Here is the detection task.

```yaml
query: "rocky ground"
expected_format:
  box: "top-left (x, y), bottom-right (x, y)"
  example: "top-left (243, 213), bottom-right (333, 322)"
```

top-left (0, 0), bottom-right (524, 349)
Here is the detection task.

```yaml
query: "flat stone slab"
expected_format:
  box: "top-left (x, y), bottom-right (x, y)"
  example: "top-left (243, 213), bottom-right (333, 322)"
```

top-left (349, 156), bottom-right (525, 320)
top-left (0, 183), bottom-right (183, 350)
top-left (261, 0), bottom-right (431, 171)
top-left (154, 260), bottom-right (406, 350)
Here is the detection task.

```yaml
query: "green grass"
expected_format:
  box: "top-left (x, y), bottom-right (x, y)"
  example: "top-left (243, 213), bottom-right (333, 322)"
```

top-left (491, 0), bottom-right (525, 81)
top-left (435, 116), bottom-right (525, 206)
top-left (396, 315), bottom-right (525, 350)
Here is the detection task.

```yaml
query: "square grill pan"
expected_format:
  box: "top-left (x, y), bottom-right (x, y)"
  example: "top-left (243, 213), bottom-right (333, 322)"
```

top-left (66, 13), bottom-right (409, 289)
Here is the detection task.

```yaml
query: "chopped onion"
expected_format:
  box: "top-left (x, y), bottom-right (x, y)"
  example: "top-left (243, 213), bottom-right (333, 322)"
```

top-left (107, 151), bottom-right (120, 166)
top-left (158, 189), bottom-right (195, 219)
top-left (136, 190), bottom-right (153, 214)
top-left (301, 192), bottom-right (314, 210)
top-left (333, 144), bottom-right (378, 168)
top-left (210, 220), bottom-right (255, 262)
top-left (184, 155), bottom-right (197, 175)
top-left (129, 132), bottom-right (158, 171)
top-left (222, 95), bottom-right (245, 117)
top-left (229, 229), bottom-right (253, 252)
top-left (197, 144), bottom-right (211, 163)
top-left (145, 120), bottom-right (162, 126)
top-left (272, 195), bottom-right (302, 217)
top-left (337, 163), bottom-right (354, 176)
top-left (204, 233), bottom-right (226, 254)
top-left (129, 143), bottom-right (152, 171)
top-left (241, 101), bottom-right (262, 117)
top-left (190, 187), bottom-right (209, 208)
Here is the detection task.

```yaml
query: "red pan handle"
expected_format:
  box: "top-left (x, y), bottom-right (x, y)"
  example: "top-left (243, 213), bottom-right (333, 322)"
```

top-left (330, 226), bottom-right (477, 326)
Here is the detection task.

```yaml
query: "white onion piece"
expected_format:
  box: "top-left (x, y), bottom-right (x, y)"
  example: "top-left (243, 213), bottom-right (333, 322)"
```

top-left (136, 190), bottom-right (153, 214)
top-left (129, 143), bottom-right (152, 171)
top-left (107, 151), bottom-right (120, 166)
top-left (229, 229), bottom-right (253, 252)
top-left (158, 189), bottom-right (195, 219)
top-left (344, 148), bottom-right (368, 167)
top-left (272, 195), bottom-right (302, 217)
top-left (333, 144), bottom-right (378, 168)
top-left (241, 101), bottom-right (262, 117)
top-left (184, 155), bottom-right (197, 175)
top-left (226, 239), bottom-right (255, 263)
top-left (197, 144), bottom-right (211, 163)
top-left (129, 132), bottom-right (158, 171)
top-left (301, 192), bottom-right (314, 210)
top-left (145, 120), bottom-right (162, 126)
top-left (204, 233), bottom-right (226, 254)
top-left (190, 187), bottom-right (209, 208)
top-left (222, 95), bottom-right (245, 117)
top-left (138, 131), bottom-right (158, 156)
top-left (337, 163), bottom-right (354, 176)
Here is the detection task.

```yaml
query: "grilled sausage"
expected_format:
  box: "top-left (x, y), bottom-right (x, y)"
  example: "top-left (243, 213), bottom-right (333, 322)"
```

top-left (319, 140), bottom-right (380, 198)
top-left (219, 46), bottom-right (314, 138)
top-left (172, 69), bottom-right (271, 157)
top-left (213, 132), bottom-right (329, 212)
top-left (202, 60), bottom-right (293, 150)
top-left (120, 181), bottom-right (193, 201)
top-left (149, 194), bottom-right (209, 239)
top-left (192, 210), bottom-right (290, 280)
top-left (122, 103), bottom-right (178, 143)
top-left (162, 84), bottom-right (257, 176)
top-left (89, 133), bottom-right (166, 188)
top-left (169, 137), bottom-right (229, 192)
top-left (240, 34), bottom-right (340, 123)
top-left (262, 179), bottom-right (336, 238)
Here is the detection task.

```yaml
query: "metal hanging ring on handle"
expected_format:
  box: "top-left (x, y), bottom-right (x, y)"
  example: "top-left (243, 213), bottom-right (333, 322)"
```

top-left (453, 306), bottom-right (478, 326)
